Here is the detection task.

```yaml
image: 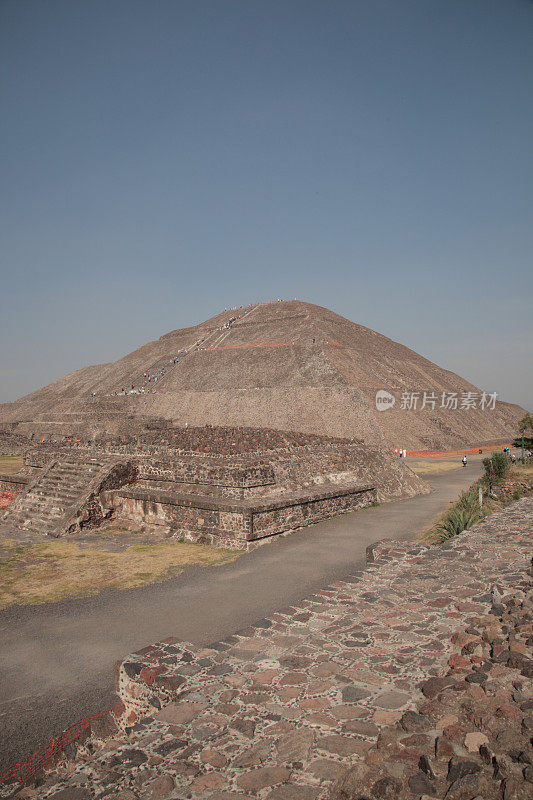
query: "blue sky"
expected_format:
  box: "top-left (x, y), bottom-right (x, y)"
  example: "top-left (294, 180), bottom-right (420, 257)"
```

top-left (1, 0), bottom-right (531, 409)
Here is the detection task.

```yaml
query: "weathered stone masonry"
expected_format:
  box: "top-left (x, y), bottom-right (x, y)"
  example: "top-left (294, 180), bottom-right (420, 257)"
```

top-left (2, 426), bottom-right (427, 546)
top-left (109, 485), bottom-right (377, 548)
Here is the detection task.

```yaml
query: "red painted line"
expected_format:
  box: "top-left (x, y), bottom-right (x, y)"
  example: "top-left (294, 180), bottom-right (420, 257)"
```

top-left (200, 342), bottom-right (343, 351)
top-left (201, 342), bottom-right (295, 351)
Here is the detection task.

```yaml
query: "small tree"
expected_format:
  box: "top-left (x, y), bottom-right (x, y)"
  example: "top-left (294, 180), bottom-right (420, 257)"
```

top-left (518, 412), bottom-right (533, 463)
top-left (482, 451), bottom-right (509, 488)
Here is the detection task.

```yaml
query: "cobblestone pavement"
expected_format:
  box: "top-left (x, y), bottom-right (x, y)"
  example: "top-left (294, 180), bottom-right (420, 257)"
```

top-left (4, 498), bottom-right (532, 800)
top-left (333, 570), bottom-right (533, 799)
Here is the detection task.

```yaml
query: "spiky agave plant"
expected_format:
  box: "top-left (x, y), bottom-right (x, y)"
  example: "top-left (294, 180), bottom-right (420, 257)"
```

top-left (456, 488), bottom-right (479, 509)
top-left (435, 498), bottom-right (483, 542)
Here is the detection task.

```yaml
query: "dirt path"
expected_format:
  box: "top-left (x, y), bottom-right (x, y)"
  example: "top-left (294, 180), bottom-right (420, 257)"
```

top-left (0, 462), bottom-right (481, 770)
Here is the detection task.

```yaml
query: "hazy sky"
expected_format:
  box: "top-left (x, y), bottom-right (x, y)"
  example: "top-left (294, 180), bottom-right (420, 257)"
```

top-left (1, 0), bottom-right (531, 409)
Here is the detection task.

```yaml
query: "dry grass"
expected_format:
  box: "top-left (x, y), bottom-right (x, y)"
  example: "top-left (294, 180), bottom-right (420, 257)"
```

top-left (510, 461), bottom-right (533, 478)
top-left (0, 537), bottom-right (241, 610)
top-left (409, 460), bottom-right (462, 476)
top-left (0, 455), bottom-right (24, 474)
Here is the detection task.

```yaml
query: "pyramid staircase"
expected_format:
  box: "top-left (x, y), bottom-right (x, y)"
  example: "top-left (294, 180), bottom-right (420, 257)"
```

top-left (0, 455), bottom-right (118, 537)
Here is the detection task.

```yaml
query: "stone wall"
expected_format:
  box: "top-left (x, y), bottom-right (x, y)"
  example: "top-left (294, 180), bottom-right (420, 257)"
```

top-left (250, 488), bottom-right (376, 538)
top-left (95, 425), bottom-right (360, 455)
top-left (108, 485), bottom-right (377, 549)
top-left (0, 474), bottom-right (29, 492)
top-left (23, 437), bottom-right (427, 504)
top-left (17, 424), bottom-right (360, 456)
top-left (266, 445), bottom-right (426, 502)
top-left (137, 459), bottom-right (275, 489)
top-left (21, 426), bottom-right (361, 459)
top-left (113, 493), bottom-right (251, 549)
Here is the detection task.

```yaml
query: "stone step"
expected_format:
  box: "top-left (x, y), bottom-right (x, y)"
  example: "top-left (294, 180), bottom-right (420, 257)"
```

top-left (31, 496), bottom-right (77, 505)
top-left (52, 463), bottom-right (104, 472)
top-left (12, 511), bottom-right (64, 524)
top-left (25, 502), bottom-right (68, 513)
top-left (22, 525), bottom-right (59, 536)
top-left (32, 483), bottom-right (80, 492)
top-left (36, 477), bottom-right (82, 487)
top-left (37, 479), bottom-right (89, 489)
top-left (2, 457), bottom-right (116, 537)
top-left (35, 487), bottom-right (88, 497)
top-left (23, 491), bottom-right (70, 502)
top-left (30, 519), bottom-right (61, 529)
top-left (52, 464), bottom-right (96, 471)
top-left (25, 504), bottom-right (66, 514)
top-left (2, 515), bottom-right (26, 526)
top-left (39, 469), bottom-right (86, 477)
top-left (32, 490), bottom-right (79, 500)
top-left (15, 501), bottom-right (64, 512)
top-left (54, 465), bottom-right (103, 473)
top-left (12, 497), bottom-right (74, 511)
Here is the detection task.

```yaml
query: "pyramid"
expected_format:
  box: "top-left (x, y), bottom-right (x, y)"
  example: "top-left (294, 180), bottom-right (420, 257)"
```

top-left (0, 300), bottom-right (523, 449)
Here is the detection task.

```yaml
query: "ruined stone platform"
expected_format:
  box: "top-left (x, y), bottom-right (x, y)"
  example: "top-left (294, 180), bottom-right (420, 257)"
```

top-left (0, 427), bottom-right (428, 546)
top-left (17, 498), bottom-right (531, 800)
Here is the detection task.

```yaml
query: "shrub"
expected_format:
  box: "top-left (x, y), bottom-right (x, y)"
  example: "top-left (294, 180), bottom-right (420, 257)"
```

top-left (435, 488), bottom-right (483, 541)
top-left (436, 506), bottom-right (483, 541)
top-left (512, 436), bottom-right (533, 449)
top-left (482, 451), bottom-right (510, 485)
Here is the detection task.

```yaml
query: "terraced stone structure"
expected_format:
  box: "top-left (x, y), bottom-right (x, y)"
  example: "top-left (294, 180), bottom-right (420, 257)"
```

top-left (0, 300), bottom-right (524, 449)
top-left (0, 426), bottom-right (427, 545)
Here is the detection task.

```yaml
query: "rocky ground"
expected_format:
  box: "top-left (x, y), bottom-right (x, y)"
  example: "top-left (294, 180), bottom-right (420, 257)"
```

top-left (1, 499), bottom-right (531, 800)
top-left (334, 569), bottom-right (533, 800)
